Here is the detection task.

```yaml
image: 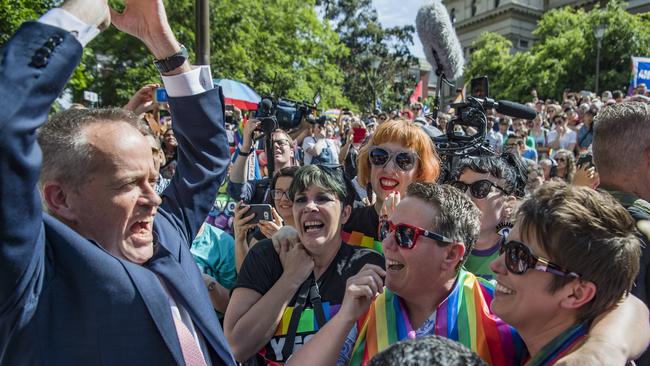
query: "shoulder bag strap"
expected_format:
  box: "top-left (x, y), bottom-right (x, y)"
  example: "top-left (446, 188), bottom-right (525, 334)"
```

top-left (281, 275), bottom-right (313, 360)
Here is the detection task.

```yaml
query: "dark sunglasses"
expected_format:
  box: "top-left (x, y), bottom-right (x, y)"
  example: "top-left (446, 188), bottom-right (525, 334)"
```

top-left (499, 238), bottom-right (580, 278)
top-left (450, 180), bottom-right (508, 199)
top-left (378, 220), bottom-right (454, 249)
top-left (368, 146), bottom-right (418, 171)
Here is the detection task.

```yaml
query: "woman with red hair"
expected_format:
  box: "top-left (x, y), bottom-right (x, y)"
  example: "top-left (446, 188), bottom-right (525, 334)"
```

top-left (342, 118), bottom-right (440, 253)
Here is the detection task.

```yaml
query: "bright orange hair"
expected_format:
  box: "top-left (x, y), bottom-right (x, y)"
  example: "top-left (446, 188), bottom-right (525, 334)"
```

top-left (357, 118), bottom-right (440, 187)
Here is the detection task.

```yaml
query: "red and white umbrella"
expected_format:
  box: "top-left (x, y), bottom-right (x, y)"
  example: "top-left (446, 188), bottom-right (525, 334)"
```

top-left (214, 78), bottom-right (261, 110)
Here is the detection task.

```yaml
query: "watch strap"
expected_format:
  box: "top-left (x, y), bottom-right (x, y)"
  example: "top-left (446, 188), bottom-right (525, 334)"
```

top-left (153, 45), bottom-right (189, 73)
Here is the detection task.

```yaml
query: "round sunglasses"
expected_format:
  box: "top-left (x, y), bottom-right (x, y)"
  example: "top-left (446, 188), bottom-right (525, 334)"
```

top-left (450, 180), bottom-right (508, 199)
top-left (378, 220), bottom-right (454, 249)
top-left (498, 237), bottom-right (580, 278)
top-left (368, 146), bottom-right (418, 172)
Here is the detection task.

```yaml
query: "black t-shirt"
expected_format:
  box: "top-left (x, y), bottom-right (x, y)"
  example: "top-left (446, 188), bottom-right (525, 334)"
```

top-left (341, 205), bottom-right (383, 253)
top-left (234, 239), bottom-right (384, 364)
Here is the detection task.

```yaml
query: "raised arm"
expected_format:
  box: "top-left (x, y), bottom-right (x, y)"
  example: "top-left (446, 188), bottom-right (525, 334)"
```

top-left (112, 0), bottom-right (229, 243)
top-left (288, 264), bottom-right (386, 366)
top-left (557, 295), bottom-right (650, 365)
top-left (0, 0), bottom-right (109, 356)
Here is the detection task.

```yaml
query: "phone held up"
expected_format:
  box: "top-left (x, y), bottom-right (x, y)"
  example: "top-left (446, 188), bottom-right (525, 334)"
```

top-left (155, 88), bottom-right (169, 104)
top-left (246, 204), bottom-right (273, 225)
top-left (576, 153), bottom-right (594, 170)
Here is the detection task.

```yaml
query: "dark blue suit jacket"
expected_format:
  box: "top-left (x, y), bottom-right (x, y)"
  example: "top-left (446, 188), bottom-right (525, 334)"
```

top-left (0, 22), bottom-right (235, 366)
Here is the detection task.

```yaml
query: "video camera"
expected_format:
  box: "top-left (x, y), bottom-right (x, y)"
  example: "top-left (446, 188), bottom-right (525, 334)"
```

top-left (254, 97), bottom-right (316, 135)
top-left (432, 76), bottom-right (536, 182)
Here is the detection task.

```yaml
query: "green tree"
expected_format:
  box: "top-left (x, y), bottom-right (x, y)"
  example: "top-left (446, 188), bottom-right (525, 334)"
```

top-left (319, 0), bottom-right (417, 112)
top-left (466, 1), bottom-right (650, 102)
top-left (210, 0), bottom-right (349, 109)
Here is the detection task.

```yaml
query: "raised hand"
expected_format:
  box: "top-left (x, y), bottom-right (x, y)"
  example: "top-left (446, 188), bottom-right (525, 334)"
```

top-left (257, 208), bottom-right (283, 239)
top-left (271, 225), bottom-right (300, 254)
top-left (109, 0), bottom-right (181, 60)
top-left (278, 242), bottom-right (314, 286)
top-left (338, 264), bottom-right (386, 322)
top-left (123, 83), bottom-right (160, 116)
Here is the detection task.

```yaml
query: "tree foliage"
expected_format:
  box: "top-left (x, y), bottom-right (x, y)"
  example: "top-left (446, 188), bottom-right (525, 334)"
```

top-left (466, 1), bottom-right (650, 102)
top-left (210, 0), bottom-right (349, 109)
top-left (319, 0), bottom-right (418, 112)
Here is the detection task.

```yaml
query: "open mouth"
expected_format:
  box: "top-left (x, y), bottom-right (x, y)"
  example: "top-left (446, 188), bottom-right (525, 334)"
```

top-left (380, 177), bottom-right (399, 191)
top-left (130, 220), bottom-right (153, 238)
top-left (386, 258), bottom-right (405, 271)
top-left (495, 282), bottom-right (516, 295)
top-left (303, 220), bottom-right (325, 233)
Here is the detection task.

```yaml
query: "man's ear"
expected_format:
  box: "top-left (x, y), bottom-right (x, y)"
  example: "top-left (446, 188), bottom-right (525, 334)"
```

top-left (560, 280), bottom-right (597, 310)
top-left (340, 204), bottom-right (352, 225)
top-left (42, 181), bottom-right (77, 222)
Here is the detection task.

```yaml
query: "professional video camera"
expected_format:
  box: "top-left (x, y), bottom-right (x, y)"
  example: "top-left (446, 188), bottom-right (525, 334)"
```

top-left (432, 76), bottom-right (536, 182)
top-left (254, 97), bottom-right (316, 134)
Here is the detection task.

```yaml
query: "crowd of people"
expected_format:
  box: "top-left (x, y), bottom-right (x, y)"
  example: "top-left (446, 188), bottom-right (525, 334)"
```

top-left (1, 1), bottom-right (649, 366)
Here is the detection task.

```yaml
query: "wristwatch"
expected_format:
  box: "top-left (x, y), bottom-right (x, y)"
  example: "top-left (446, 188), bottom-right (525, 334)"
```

top-left (207, 281), bottom-right (217, 292)
top-left (153, 45), bottom-right (188, 73)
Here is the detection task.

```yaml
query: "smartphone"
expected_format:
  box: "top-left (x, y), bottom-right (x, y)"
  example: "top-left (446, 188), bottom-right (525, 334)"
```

top-left (576, 153), bottom-right (594, 169)
top-left (470, 76), bottom-right (489, 98)
top-left (352, 127), bottom-right (367, 144)
top-left (155, 88), bottom-right (169, 103)
top-left (247, 204), bottom-right (273, 224)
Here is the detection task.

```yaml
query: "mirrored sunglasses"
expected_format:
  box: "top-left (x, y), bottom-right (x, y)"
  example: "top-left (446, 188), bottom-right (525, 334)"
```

top-left (368, 146), bottom-right (418, 172)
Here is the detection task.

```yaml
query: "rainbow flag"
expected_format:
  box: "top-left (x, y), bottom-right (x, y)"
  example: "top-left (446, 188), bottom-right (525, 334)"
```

top-left (525, 323), bottom-right (587, 366)
top-left (341, 230), bottom-right (383, 253)
top-left (349, 270), bottom-right (525, 366)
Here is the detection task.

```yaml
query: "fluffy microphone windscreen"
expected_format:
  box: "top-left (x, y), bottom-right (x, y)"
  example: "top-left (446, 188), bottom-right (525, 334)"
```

top-left (416, 0), bottom-right (465, 81)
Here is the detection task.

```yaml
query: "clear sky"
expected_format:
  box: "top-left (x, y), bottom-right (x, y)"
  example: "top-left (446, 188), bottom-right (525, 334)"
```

top-left (373, 0), bottom-right (431, 59)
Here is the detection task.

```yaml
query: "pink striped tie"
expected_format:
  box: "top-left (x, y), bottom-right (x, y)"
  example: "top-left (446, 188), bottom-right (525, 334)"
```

top-left (171, 309), bottom-right (208, 366)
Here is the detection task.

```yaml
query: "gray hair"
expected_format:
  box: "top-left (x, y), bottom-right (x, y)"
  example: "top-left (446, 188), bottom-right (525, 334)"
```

top-left (38, 107), bottom-right (140, 192)
top-left (593, 102), bottom-right (650, 175)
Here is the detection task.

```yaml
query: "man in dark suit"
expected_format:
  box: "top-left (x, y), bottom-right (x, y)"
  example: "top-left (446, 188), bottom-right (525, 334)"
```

top-left (0, 0), bottom-right (235, 365)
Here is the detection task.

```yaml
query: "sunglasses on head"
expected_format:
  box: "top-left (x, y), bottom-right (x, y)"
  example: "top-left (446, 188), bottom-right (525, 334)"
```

top-left (368, 146), bottom-right (418, 171)
top-left (498, 237), bottom-right (580, 278)
top-left (378, 220), bottom-right (454, 249)
top-left (450, 180), bottom-right (508, 199)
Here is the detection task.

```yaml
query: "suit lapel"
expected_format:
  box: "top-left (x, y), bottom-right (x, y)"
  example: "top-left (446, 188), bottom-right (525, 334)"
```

top-left (147, 244), bottom-right (235, 365)
top-left (120, 259), bottom-right (186, 365)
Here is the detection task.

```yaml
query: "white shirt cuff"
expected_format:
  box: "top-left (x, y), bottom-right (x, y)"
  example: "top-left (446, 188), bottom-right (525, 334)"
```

top-left (38, 8), bottom-right (100, 47)
top-left (162, 65), bottom-right (214, 97)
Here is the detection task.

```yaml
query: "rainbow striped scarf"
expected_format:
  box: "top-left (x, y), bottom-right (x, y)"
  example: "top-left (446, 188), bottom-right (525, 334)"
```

top-left (349, 270), bottom-right (525, 366)
top-left (525, 323), bottom-right (587, 366)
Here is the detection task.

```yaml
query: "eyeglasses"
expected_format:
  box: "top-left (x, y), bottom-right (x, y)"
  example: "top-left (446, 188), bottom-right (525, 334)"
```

top-left (499, 238), bottom-right (580, 278)
top-left (270, 189), bottom-right (290, 200)
top-left (378, 220), bottom-right (454, 249)
top-left (368, 146), bottom-right (418, 171)
top-left (450, 180), bottom-right (508, 199)
top-left (272, 139), bottom-right (290, 147)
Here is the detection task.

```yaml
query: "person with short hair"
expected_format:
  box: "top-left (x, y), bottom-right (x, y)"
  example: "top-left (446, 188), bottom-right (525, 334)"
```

top-left (0, 0), bottom-right (235, 364)
top-left (228, 120), bottom-right (297, 204)
top-left (224, 165), bottom-right (384, 364)
top-left (491, 183), bottom-right (642, 365)
top-left (593, 102), bottom-right (650, 318)
top-left (369, 336), bottom-right (488, 366)
top-left (288, 183), bottom-right (527, 366)
top-left (451, 152), bottom-right (528, 280)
